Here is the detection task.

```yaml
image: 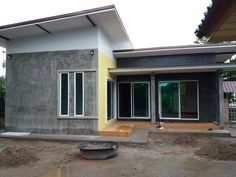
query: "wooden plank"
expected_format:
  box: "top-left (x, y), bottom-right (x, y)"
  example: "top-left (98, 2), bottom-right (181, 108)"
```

top-left (163, 123), bottom-right (220, 130)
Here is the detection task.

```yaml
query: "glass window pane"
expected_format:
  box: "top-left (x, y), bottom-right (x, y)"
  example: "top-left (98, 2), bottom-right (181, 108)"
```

top-left (160, 82), bottom-right (179, 118)
top-left (119, 83), bottom-right (131, 117)
top-left (180, 81), bottom-right (198, 118)
top-left (133, 83), bottom-right (149, 117)
top-left (75, 73), bottom-right (83, 115)
top-left (107, 81), bottom-right (114, 120)
top-left (61, 73), bottom-right (68, 115)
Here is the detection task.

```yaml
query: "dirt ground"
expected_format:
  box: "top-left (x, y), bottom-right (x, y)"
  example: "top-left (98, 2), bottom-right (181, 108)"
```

top-left (0, 133), bottom-right (236, 177)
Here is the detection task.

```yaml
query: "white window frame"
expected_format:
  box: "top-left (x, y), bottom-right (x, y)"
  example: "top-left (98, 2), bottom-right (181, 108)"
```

top-left (118, 82), bottom-right (150, 119)
top-left (74, 72), bottom-right (84, 117)
top-left (59, 72), bottom-right (70, 117)
top-left (106, 78), bottom-right (116, 122)
top-left (158, 80), bottom-right (199, 120)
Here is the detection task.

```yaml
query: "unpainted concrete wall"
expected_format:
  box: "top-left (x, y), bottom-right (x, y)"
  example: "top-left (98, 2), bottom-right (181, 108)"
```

top-left (5, 49), bottom-right (98, 134)
top-left (117, 54), bottom-right (215, 68)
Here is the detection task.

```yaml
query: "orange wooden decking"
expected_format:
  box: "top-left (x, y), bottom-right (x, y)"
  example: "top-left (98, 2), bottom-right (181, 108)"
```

top-left (99, 121), bottom-right (156, 137)
top-left (163, 122), bottom-right (220, 130)
top-left (99, 121), bottom-right (220, 137)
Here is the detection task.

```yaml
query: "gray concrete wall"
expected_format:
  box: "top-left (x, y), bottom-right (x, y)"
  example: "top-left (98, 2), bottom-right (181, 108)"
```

top-left (5, 49), bottom-right (98, 134)
top-left (117, 54), bottom-right (216, 68)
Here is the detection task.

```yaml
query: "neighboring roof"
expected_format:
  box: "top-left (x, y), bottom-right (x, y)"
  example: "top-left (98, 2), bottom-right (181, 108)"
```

top-left (0, 5), bottom-right (133, 48)
top-left (113, 43), bottom-right (236, 59)
top-left (224, 81), bottom-right (236, 93)
top-left (195, 0), bottom-right (236, 42)
top-left (109, 63), bottom-right (236, 75)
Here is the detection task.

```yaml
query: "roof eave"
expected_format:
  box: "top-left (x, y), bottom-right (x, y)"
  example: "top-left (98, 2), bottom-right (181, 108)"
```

top-left (0, 5), bottom-right (116, 30)
top-left (113, 43), bottom-right (236, 58)
top-left (109, 63), bottom-right (236, 75)
top-left (195, 0), bottom-right (236, 39)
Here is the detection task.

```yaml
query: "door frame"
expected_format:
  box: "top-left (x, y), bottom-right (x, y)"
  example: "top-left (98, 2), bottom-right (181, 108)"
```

top-left (118, 82), bottom-right (151, 119)
top-left (158, 80), bottom-right (200, 120)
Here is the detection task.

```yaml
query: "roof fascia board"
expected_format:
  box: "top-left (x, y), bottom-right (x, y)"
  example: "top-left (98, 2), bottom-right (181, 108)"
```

top-left (109, 63), bottom-right (236, 74)
top-left (114, 44), bottom-right (236, 58)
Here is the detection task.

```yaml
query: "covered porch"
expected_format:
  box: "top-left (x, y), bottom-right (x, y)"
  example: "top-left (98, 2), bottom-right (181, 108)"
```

top-left (103, 44), bottom-right (236, 134)
top-left (108, 64), bottom-right (236, 126)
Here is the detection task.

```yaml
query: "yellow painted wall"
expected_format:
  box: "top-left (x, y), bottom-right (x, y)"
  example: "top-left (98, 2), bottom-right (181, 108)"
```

top-left (98, 51), bottom-right (116, 131)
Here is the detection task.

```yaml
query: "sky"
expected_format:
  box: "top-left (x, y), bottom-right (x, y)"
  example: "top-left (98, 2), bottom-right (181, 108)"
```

top-left (0, 0), bottom-right (211, 76)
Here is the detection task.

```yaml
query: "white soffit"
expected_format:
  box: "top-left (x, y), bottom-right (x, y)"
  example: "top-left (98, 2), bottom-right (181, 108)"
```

top-left (0, 25), bottom-right (45, 39)
top-left (90, 10), bottom-right (128, 44)
top-left (39, 16), bottom-right (91, 32)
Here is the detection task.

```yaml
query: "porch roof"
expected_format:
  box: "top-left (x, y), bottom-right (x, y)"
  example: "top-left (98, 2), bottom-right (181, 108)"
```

top-left (109, 63), bottom-right (236, 75)
top-left (113, 43), bottom-right (236, 59)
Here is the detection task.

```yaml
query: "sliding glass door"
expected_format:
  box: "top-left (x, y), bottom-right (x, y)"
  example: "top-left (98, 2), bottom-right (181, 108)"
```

top-left (107, 80), bottom-right (115, 121)
top-left (119, 82), bottom-right (150, 119)
top-left (159, 81), bottom-right (198, 119)
top-left (160, 82), bottom-right (179, 118)
top-left (133, 83), bottom-right (149, 117)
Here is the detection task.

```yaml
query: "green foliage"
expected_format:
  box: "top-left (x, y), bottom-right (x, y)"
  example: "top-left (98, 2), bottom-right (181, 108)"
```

top-left (194, 37), bottom-right (209, 45)
top-left (0, 76), bottom-right (5, 117)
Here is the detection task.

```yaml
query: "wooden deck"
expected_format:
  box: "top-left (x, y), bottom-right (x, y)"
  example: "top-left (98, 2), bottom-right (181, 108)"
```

top-left (99, 121), bottom-right (156, 137)
top-left (99, 120), bottom-right (220, 137)
top-left (163, 122), bottom-right (220, 130)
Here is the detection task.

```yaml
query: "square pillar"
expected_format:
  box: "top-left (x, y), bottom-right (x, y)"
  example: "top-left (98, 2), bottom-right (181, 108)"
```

top-left (151, 73), bottom-right (156, 124)
top-left (218, 71), bottom-right (224, 128)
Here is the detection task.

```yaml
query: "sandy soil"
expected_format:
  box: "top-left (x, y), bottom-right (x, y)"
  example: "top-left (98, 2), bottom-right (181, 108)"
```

top-left (0, 133), bottom-right (236, 177)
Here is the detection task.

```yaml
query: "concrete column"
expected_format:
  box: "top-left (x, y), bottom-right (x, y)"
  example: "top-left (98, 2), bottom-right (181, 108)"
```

top-left (218, 71), bottom-right (224, 128)
top-left (150, 73), bottom-right (156, 124)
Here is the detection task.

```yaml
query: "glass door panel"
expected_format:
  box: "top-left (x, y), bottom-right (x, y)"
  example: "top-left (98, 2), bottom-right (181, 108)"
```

top-left (160, 82), bottom-right (179, 118)
top-left (180, 81), bottom-right (198, 118)
top-left (107, 80), bottom-right (114, 120)
top-left (132, 83), bottom-right (149, 117)
top-left (118, 83), bottom-right (131, 117)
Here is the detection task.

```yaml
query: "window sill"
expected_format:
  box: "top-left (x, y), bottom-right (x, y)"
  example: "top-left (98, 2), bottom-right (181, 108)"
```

top-left (57, 116), bottom-right (98, 120)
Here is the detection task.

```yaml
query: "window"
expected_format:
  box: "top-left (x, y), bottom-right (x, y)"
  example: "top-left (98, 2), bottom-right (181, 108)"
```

top-left (60, 73), bottom-right (69, 116)
top-left (159, 81), bottom-right (198, 119)
top-left (107, 80), bottom-right (114, 121)
top-left (58, 72), bottom-right (84, 117)
top-left (74, 73), bottom-right (83, 116)
top-left (118, 82), bottom-right (150, 119)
